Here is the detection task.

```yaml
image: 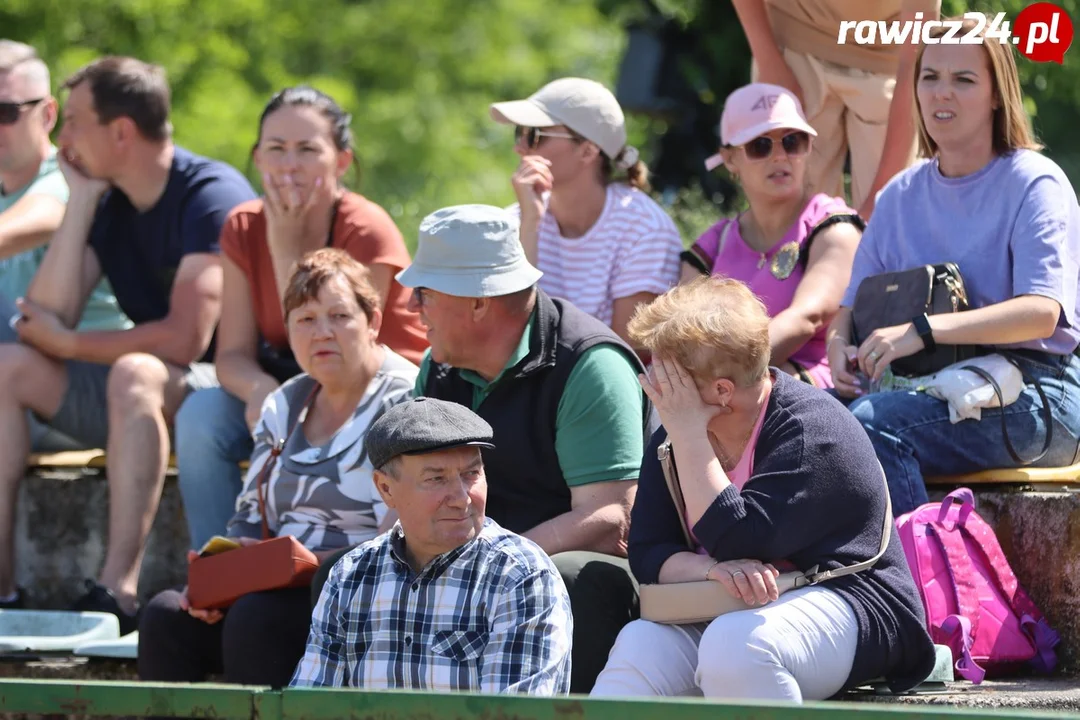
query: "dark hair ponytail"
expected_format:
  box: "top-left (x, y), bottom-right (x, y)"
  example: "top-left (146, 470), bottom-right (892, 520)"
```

top-left (252, 85), bottom-right (361, 186)
top-left (600, 154), bottom-right (651, 193)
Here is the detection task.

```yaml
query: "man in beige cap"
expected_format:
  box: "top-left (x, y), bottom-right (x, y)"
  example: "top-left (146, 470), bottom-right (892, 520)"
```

top-left (733, 0), bottom-right (940, 220)
top-left (398, 203), bottom-right (659, 693)
top-left (488, 78), bottom-right (683, 359)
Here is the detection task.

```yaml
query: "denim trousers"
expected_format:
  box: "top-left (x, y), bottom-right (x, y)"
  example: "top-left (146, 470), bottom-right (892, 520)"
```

top-left (842, 350), bottom-right (1080, 515)
top-left (174, 386), bottom-right (254, 550)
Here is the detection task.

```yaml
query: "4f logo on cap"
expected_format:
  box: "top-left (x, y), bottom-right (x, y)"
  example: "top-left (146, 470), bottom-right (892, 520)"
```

top-left (751, 95), bottom-right (779, 111)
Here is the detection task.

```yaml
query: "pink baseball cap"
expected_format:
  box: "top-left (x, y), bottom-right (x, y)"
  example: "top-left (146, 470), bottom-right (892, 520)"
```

top-left (704, 83), bottom-right (817, 171)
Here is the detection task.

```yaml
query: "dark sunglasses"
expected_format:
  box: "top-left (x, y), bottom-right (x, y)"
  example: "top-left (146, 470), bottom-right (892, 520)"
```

top-left (514, 125), bottom-right (577, 150)
top-left (0, 98), bottom-right (45, 126)
top-left (742, 131), bottom-right (810, 161)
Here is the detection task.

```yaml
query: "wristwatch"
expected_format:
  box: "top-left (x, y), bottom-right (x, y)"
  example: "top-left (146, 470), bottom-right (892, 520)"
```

top-left (912, 313), bottom-right (937, 353)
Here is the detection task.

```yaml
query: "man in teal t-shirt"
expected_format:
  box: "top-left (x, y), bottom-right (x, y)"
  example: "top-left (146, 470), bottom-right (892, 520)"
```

top-left (0, 41), bottom-right (130, 336)
top-left (0, 42), bottom-right (130, 454)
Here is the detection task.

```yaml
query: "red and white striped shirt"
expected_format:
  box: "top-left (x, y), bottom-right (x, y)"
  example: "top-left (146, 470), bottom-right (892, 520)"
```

top-left (511, 184), bottom-right (683, 327)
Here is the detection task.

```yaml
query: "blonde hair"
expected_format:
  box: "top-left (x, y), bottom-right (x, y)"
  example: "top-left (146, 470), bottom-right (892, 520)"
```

top-left (627, 275), bottom-right (771, 388)
top-left (914, 13), bottom-right (1042, 158)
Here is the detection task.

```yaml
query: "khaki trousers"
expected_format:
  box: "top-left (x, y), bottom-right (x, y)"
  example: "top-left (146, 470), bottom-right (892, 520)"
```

top-left (753, 49), bottom-right (918, 211)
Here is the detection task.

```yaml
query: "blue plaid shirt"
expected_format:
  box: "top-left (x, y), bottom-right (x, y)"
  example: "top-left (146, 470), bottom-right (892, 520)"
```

top-left (290, 517), bottom-right (573, 694)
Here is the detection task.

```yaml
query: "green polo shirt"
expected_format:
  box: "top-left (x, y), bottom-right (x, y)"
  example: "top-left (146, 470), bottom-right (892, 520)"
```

top-left (414, 314), bottom-right (645, 487)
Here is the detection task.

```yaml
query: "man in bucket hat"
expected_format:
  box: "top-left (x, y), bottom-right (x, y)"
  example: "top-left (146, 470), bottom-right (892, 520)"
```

top-left (401, 203), bottom-right (658, 693)
top-left (293, 396), bottom-right (573, 694)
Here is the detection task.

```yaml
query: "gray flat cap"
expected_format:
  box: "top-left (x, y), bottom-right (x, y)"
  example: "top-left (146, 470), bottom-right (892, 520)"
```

top-left (396, 204), bottom-right (543, 298)
top-left (367, 397), bottom-right (495, 471)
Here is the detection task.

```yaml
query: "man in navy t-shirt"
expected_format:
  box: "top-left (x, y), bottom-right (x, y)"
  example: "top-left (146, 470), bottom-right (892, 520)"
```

top-left (0, 56), bottom-right (255, 632)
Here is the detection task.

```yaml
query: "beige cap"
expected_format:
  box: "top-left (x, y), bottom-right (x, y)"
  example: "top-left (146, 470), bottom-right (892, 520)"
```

top-left (490, 77), bottom-right (639, 169)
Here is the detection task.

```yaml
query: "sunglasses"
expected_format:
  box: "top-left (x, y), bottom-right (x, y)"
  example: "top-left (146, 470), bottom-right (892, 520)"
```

top-left (514, 126), bottom-right (578, 150)
top-left (0, 98), bottom-right (45, 126)
top-left (741, 131), bottom-right (810, 161)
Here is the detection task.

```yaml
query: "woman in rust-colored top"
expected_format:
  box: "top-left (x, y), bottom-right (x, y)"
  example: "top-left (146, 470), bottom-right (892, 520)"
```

top-left (173, 85), bottom-right (426, 551)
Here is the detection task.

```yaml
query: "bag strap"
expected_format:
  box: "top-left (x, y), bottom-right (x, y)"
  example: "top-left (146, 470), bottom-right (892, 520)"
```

top-left (255, 383), bottom-right (321, 540)
top-left (959, 358), bottom-right (1052, 465)
top-left (929, 520), bottom-right (986, 683)
top-left (658, 441), bottom-right (694, 549)
top-left (656, 443), bottom-right (893, 586)
top-left (797, 463), bottom-right (892, 587)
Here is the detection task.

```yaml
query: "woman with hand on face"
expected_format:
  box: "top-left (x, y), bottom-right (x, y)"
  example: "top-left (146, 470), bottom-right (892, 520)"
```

top-left (489, 77), bottom-right (683, 355)
top-left (138, 248), bottom-right (417, 687)
top-left (590, 276), bottom-right (935, 703)
top-left (680, 83), bottom-right (863, 389)
top-left (825, 16), bottom-right (1080, 515)
top-left (173, 86), bottom-right (427, 552)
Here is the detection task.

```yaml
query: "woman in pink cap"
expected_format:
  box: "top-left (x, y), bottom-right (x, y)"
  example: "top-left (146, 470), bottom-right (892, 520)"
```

top-left (680, 83), bottom-right (863, 389)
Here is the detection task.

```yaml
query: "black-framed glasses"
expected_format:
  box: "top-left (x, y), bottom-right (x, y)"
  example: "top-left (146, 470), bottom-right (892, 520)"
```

top-left (742, 131), bottom-right (810, 161)
top-left (514, 125), bottom-right (578, 150)
top-left (0, 98), bottom-right (45, 126)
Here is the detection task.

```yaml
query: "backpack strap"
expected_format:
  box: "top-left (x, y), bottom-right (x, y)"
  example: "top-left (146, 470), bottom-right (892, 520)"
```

top-left (929, 521), bottom-right (987, 684)
top-left (949, 495), bottom-right (1060, 673)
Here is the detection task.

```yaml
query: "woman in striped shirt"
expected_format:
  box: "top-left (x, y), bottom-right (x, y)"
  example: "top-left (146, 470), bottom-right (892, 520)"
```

top-left (137, 248), bottom-right (416, 688)
top-left (490, 77), bottom-right (684, 357)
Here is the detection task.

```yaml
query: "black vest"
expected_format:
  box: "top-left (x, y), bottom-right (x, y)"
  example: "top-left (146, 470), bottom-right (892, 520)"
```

top-left (425, 290), bottom-right (659, 533)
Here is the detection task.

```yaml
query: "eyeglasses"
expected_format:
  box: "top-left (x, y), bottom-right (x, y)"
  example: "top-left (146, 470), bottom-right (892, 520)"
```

top-left (514, 126), bottom-right (578, 150)
top-left (0, 98), bottom-right (45, 126)
top-left (741, 131), bottom-right (810, 161)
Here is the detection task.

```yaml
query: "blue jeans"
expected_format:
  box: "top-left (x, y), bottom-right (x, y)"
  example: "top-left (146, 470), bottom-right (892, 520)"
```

top-left (174, 387), bottom-right (254, 550)
top-left (842, 350), bottom-right (1080, 515)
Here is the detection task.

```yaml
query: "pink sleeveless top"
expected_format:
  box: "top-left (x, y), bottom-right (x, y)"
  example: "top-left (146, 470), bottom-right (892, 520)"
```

top-left (687, 193), bottom-right (862, 389)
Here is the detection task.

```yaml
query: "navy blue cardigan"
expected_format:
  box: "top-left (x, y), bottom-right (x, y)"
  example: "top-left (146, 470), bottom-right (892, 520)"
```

top-left (629, 371), bottom-right (936, 694)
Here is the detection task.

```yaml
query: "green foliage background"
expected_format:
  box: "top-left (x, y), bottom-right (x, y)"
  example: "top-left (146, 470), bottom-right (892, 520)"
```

top-left (4, 0), bottom-right (1079, 250)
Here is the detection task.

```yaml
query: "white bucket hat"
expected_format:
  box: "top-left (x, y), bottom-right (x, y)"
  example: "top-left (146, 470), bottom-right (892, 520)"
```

top-left (396, 205), bottom-right (543, 299)
top-left (490, 77), bottom-right (640, 169)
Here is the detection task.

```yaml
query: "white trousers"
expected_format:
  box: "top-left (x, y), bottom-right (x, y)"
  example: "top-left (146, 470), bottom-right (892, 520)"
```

top-left (591, 585), bottom-right (859, 703)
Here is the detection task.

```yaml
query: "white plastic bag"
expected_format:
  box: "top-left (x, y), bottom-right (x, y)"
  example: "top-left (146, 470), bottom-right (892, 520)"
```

top-left (922, 355), bottom-right (1024, 423)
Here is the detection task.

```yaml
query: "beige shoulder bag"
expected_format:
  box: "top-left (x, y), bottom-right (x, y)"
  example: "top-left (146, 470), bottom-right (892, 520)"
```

top-left (638, 440), bottom-right (892, 625)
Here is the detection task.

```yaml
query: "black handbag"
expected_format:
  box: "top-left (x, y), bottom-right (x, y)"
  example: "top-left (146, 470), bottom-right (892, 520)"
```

top-left (850, 263), bottom-right (980, 377)
top-left (257, 338), bottom-right (303, 384)
top-left (851, 263), bottom-right (1053, 466)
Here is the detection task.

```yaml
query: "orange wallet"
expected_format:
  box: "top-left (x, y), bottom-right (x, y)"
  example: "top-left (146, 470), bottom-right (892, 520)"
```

top-left (187, 535), bottom-right (319, 610)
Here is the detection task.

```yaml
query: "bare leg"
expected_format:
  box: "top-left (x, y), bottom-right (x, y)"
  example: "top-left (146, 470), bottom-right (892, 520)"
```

top-left (99, 353), bottom-right (191, 611)
top-left (0, 344), bottom-right (69, 596)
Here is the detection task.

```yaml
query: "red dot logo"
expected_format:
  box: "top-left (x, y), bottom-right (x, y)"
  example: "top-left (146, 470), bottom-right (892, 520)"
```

top-left (1013, 2), bottom-right (1073, 64)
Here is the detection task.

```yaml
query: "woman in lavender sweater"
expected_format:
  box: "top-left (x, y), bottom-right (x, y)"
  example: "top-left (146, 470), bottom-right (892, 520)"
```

top-left (826, 16), bottom-right (1080, 514)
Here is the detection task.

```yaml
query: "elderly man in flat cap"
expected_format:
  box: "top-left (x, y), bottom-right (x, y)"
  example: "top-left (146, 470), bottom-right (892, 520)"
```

top-left (401, 203), bottom-right (658, 693)
top-left (291, 396), bottom-right (572, 694)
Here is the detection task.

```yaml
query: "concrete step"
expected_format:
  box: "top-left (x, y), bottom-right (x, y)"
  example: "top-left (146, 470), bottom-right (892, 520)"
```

top-left (848, 675), bottom-right (1080, 711)
top-left (14, 469), bottom-right (190, 610)
top-left (12, 470), bottom-right (1080, 681)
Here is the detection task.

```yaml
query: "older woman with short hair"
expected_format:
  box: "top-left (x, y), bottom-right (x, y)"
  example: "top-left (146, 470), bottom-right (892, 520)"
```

top-left (589, 276), bottom-right (935, 702)
top-left (137, 248), bottom-right (417, 687)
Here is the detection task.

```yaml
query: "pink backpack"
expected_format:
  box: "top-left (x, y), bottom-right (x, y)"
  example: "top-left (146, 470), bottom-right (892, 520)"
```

top-left (895, 487), bottom-right (1059, 684)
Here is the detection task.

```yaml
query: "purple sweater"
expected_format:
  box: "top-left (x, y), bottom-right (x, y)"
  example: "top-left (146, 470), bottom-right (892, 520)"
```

top-left (629, 372), bottom-right (936, 693)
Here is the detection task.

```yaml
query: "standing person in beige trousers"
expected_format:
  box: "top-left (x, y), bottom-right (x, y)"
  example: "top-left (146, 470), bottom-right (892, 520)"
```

top-left (733, 0), bottom-right (941, 220)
